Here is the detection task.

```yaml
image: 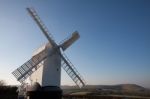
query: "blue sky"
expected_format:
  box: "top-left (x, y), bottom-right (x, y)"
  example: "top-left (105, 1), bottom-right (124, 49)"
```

top-left (0, 0), bottom-right (150, 88)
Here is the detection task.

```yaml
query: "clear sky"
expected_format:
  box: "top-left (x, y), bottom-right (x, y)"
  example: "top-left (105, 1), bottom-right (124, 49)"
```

top-left (0, 0), bottom-right (150, 88)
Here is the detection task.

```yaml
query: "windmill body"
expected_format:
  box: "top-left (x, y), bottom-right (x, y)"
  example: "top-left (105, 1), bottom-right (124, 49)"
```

top-left (30, 43), bottom-right (61, 87)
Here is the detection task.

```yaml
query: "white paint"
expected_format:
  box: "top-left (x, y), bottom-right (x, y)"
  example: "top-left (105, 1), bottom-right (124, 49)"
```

top-left (30, 43), bottom-right (61, 87)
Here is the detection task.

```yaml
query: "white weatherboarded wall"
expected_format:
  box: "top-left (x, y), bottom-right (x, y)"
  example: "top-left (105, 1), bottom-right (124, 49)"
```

top-left (30, 43), bottom-right (61, 87)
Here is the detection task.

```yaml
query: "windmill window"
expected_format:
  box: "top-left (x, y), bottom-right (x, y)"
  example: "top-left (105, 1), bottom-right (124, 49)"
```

top-left (57, 68), bottom-right (59, 71)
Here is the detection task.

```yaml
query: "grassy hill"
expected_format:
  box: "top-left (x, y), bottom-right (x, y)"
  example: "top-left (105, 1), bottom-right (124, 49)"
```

top-left (62, 84), bottom-right (150, 97)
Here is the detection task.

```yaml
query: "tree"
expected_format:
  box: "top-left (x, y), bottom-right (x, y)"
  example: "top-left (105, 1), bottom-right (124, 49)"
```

top-left (0, 80), bottom-right (5, 86)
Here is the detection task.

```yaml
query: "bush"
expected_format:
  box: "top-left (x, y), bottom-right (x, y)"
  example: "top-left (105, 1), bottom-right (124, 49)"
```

top-left (0, 80), bottom-right (18, 99)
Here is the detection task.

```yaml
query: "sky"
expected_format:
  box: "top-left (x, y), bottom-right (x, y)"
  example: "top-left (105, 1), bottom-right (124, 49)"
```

top-left (0, 0), bottom-right (150, 88)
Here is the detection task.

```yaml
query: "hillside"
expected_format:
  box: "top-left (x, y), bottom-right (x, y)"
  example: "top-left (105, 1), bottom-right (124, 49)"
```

top-left (62, 84), bottom-right (150, 97)
top-left (84, 84), bottom-right (147, 91)
top-left (62, 84), bottom-right (147, 90)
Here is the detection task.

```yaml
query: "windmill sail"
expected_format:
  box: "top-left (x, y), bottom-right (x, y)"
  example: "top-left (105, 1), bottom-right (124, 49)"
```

top-left (60, 31), bottom-right (80, 51)
top-left (60, 51), bottom-right (86, 88)
top-left (27, 8), bottom-right (57, 47)
top-left (12, 49), bottom-right (49, 83)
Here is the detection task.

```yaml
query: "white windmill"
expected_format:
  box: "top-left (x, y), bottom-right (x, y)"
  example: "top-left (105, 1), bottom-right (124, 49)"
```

top-left (12, 8), bottom-right (86, 99)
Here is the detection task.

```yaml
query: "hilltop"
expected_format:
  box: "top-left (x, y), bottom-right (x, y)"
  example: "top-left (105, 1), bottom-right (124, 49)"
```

top-left (84, 84), bottom-right (147, 91)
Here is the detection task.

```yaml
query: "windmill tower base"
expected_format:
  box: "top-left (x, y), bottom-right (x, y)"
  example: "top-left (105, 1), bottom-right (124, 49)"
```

top-left (26, 85), bottom-right (62, 99)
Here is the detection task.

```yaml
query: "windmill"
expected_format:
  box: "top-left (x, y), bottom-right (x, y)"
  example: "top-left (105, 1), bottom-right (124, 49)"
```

top-left (12, 8), bottom-right (86, 99)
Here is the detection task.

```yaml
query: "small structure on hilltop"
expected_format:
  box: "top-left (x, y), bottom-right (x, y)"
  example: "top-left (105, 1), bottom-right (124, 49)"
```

top-left (12, 7), bottom-right (86, 99)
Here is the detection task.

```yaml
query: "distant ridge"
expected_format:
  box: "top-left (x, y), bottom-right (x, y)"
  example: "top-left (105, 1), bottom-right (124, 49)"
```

top-left (62, 84), bottom-right (148, 91)
top-left (115, 84), bottom-right (146, 91)
top-left (62, 84), bottom-right (150, 97)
